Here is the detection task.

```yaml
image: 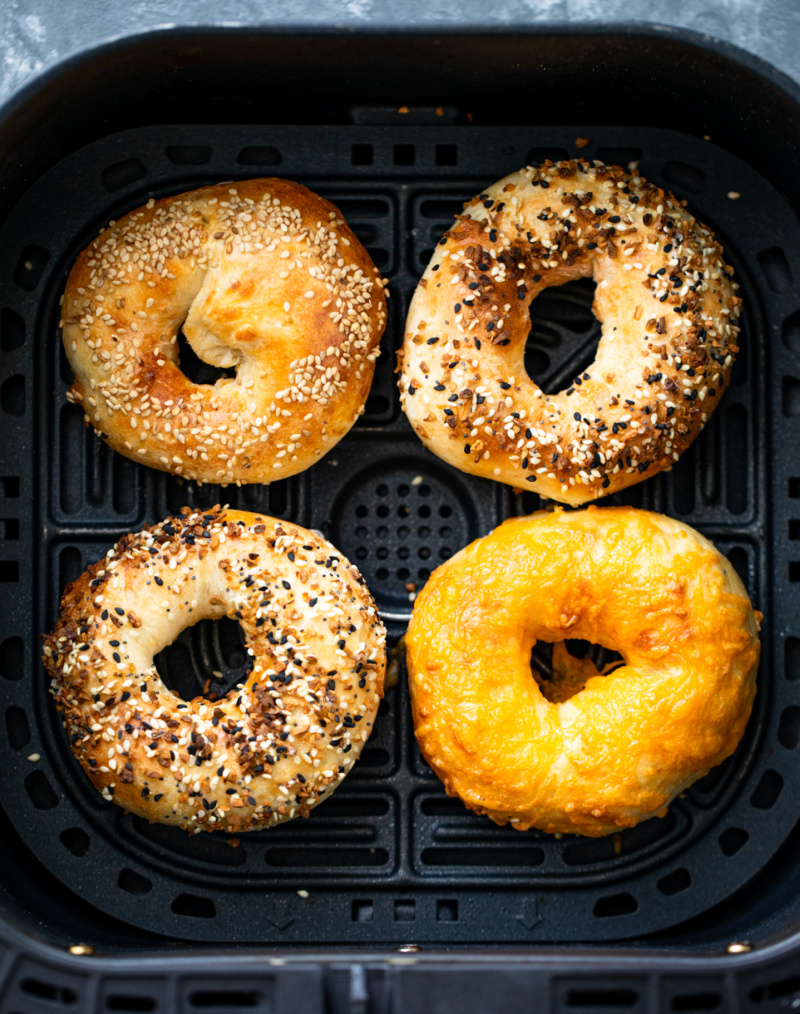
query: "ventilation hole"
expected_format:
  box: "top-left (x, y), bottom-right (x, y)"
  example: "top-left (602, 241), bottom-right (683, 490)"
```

top-left (171, 893), bottom-right (216, 918)
top-left (1, 374), bottom-right (25, 415)
top-left (791, 562), bottom-right (800, 582)
top-left (363, 739), bottom-right (392, 765)
top-left (0, 476), bottom-right (19, 497)
top-left (750, 769), bottom-right (783, 809)
top-left (779, 706), bottom-right (800, 748)
top-left (375, 243), bottom-right (396, 267)
top-left (237, 146), bottom-right (282, 166)
top-left (5, 705), bottom-right (29, 749)
top-left (526, 147), bottom-right (569, 164)
top-left (394, 899), bottom-right (416, 921)
top-left (364, 392), bottom-right (390, 416)
top-left (351, 143), bottom-right (373, 166)
top-left (566, 988), bottom-right (639, 1007)
top-left (24, 769), bottom-right (58, 809)
top-left (0, 519), bottom-right (19, 540)
top-left (436, 899), bottom-right (458, 922)
top-left (726, 546), bottom-right (749, 590)
top-left (101, 158), bottom-right (146, 192)
top-left (791, 520), bottom-right (800, 540)
top-left (0, 561), bottom-right (19, 582)
top-left (419, 198), bottom-right (465, 220)
top-left (786, 637), bottom-right (800, 680)
top-left (435, 144), bottom-right (457, 166)
top-left (670, 995), bottom-right (721, 1012)
top-left (59, 546), bottom-right (83, 594)
top-left (719, 826), bottom-right (749, 856)
top-left (266, 848), bottom-right (389, 867)
top-left (318, 796), bottom-right (390, 819)
top-left (0, 635), bottom-right (23, 679)
top-left (782, 376), bottom-right (800, 416)
top-left (661, 160), bottom-right (706, 193)
top-left (189, 992), bottom-right (261, 1009)
top-left (118, 868), bottom-right (153, 896)
top-left (59, 404), bottom-right (83, 513)
top-left (112, 455), bottom-right (137, 516)
top-left (393, 144), bottom-right (415, 166)
top-left (13, 244), bottom-right (50, 290)
top-left (725, 403), bottom-right (748, 514)
top-left (0, 308), bottom-right (24, 351)
top-left (657, 867), bottom-right (691, 896)
top-left (22, 979), bottom-right (78, 1004)
top-left (758, 247), bottom-right (793, 293)
top-left (782, 309), bottom-right (800, 356)
top-left (176, 328), bottom-right (235, 385)
top-left (352, 899), bottom-right (373, 922)
top-left (791, 478), bottom-right (800, 497)
top-left (106, 997), bottom-right (157, 1012)
top-left (60, 826), bottom-right (90, 857)
top-left (749, 975), bottom-right (800, 1003)
top-left (346, 219), bottom-right (379, 243)
top-left (421, 847), bottom-right (544, 867)
top-left (421, 796), bottom-right (469, 817)
top-left (593, 892), bottom-right (638, 918)
top-left (165, 145), bottom-right (212, 165)
top-left (595, 147), bottom-right (643, 167)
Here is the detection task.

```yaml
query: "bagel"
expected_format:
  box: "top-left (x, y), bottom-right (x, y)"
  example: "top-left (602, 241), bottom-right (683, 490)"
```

top-left (42, 508), bottom-right (386, 833)
top-left (399, 160), bottom-right (740, 506)
top-left (406, 507), bottom-right (760, 837)
top-left (61, 179), bottom-right (387, 485)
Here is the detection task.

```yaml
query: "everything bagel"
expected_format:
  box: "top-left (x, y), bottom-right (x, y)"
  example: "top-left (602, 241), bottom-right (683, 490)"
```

top-left (61, 179), bottom-right (387, 485)
top-left (399, 160), bottom-right (740, 505)
top-left (406, 507), bottom-right (760, 837)
top-left (42, 508), bottom-right (386, 833)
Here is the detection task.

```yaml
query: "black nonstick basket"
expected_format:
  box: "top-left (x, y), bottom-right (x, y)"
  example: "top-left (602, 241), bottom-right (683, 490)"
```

top-left (2, 25), bottom-right (800, 1014)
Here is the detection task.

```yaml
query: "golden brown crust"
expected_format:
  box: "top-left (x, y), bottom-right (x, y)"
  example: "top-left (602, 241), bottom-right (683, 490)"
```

top-left (61, 179), bottom-right (387, 484)
top-left (406, 507), bottom-right (760, 837)
top-left (399, 160), bottom-right (740, 505)
top-left (42, 508), bottom-right (386, 833)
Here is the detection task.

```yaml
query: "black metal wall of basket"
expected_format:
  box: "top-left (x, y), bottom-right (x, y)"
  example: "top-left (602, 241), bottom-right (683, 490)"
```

top-left (1, 24), bottom-right (800, 1014)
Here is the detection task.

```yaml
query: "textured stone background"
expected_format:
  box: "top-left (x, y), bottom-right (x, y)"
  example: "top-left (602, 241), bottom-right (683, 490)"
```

top-left (1, 0), bottom-right (799, 110)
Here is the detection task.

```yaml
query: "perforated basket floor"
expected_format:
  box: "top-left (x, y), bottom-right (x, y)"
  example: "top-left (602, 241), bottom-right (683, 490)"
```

top-left (0, 122), bottom-right (797, 945)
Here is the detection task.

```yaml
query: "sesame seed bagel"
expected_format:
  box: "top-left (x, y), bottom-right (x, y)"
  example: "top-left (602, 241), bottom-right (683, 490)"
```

top-left (42, 508), bottom-right (386, 833)
top-left (61, 179), bottom-right (387, 485)
top-left (399, 160), bottom-right (740, 505)
top-left (406, 506), bottom-right (760, 837)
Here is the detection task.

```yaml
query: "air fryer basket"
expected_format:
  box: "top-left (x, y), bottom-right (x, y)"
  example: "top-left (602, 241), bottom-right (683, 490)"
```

top-left (1, 26), bottom-right (800, 1013)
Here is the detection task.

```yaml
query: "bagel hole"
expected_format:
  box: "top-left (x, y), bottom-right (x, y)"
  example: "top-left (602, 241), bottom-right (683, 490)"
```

top-left (530, 638), bottom-right (623, 704)
top-left (525, 277), bottom-right (601, 394)
top-left (176, 326), bottom-right (236, 386)
top-left (153, 616), bottom-right (251, 702)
